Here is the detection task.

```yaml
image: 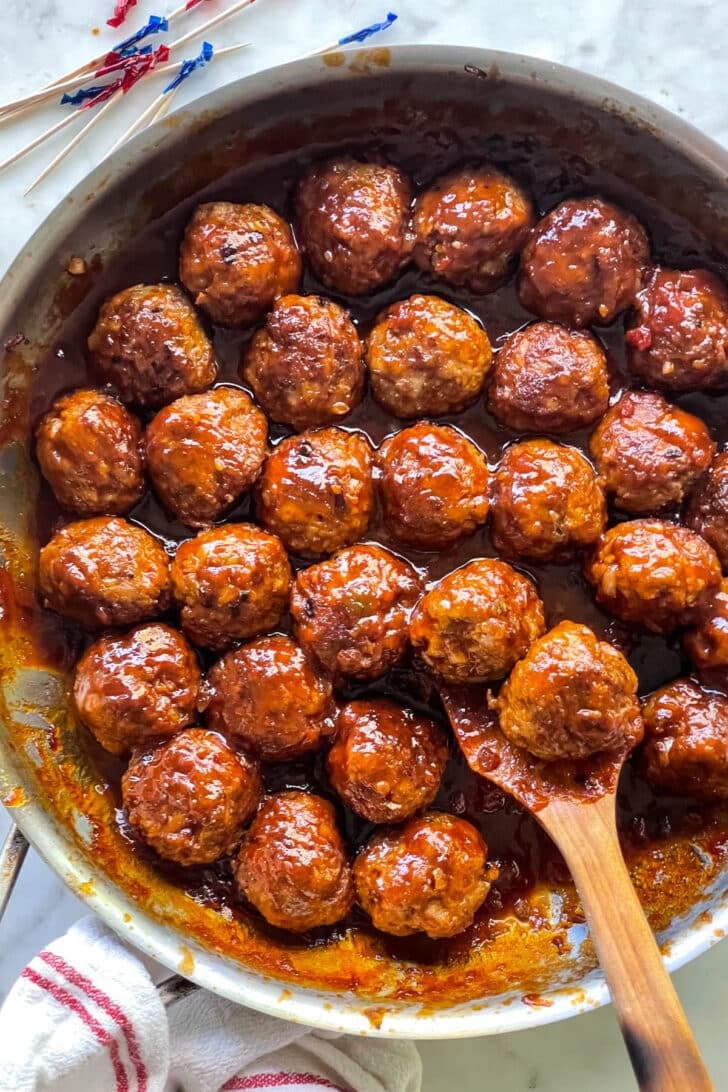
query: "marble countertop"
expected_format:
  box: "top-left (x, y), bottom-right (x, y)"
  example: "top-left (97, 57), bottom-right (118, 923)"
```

top-left (1, 1), bottom-right (728, 1087)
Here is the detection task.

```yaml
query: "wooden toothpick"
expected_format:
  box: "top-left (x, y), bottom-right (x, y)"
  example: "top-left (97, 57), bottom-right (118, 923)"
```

top-left (24, 93), bottom-right (119, 195)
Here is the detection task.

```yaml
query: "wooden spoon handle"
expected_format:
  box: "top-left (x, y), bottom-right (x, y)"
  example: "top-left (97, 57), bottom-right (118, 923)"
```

top-left (543, 794), bottom-right (712, 1092)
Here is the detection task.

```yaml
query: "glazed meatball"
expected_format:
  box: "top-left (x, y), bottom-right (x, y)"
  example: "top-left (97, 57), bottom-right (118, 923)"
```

top-left (146, 387), bottom-right (268, 529)
top-left (354, 813), bottom-right (495, 938)
top-left (412, 166), bottom-right (534, 293)
top-left (242, 294), bottom-right (364, 431)
top-left (683, 579), bottom-right (728, 686)
top-left (203, 635), bottom-right (335, 761)
top-left (256, 428), bottom-right (374, 557)
top-left (626, 267), bottom-right (728, 391)
top-left (487, 322), bottom-right (609, 434)
top-left (641, 679), bottom-right (728, 799)
top-left (377, 424), bottom-right (490, 550)
top-left (587, 519), bottom-right (721, 634)
top-left (290, 544), bottom-right (422, 681)
top-left (170, 523), bottom-right (290, 650)
top-left (179, 202), bottom-right (301, 327)
top-left (590, 390), bottom-right (715, 514)
top-left (327, 699), bottom-right (449, 823)
top-left (294, 157), bottom-right (413, 295)
top-left (492, 440), bottom-right (607, 561)
top-left (234, 791), bottom-right (354, 931)
top-left (409, 559), bottom-right (545, 684)
top-left (74, 623), bottom-right (200, 756)
top-left (518, 196), bottom-right (649, 327)
top-left (686, 452), bottom-right (728, 569)
top-left (87, 284), bottom-right (217, 408)
top-left (123, 728), bottom-right (262, 866)
top-left (365, 294), bottom-right (492, 418)
top-left (493, 621), bottom-right (643, 762)
top-left (35, 389), bottom-right (144, 517)
top-left (38, 517), bottom-right (170, 628)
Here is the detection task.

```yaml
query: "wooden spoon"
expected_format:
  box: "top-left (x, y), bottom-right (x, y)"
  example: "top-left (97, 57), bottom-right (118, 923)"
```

top-left (439, 683), bottom-right (713, 1092)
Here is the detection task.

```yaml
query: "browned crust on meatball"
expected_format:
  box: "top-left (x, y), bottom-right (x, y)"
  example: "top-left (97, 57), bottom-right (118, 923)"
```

top-left (179, 202), bottom-right (301, 327)
top-left (685, 451), bottom-right (728, 569)
top-left (294, 157), bottom-right (413, 295)
top-left (256, 428), bottom-right (374, 558)
top-left (626, 267), bottom-right (728, 391)
top-left (87, 284), bottom-right (217, 408)
top-left (146, 387), bottom-right (268, 529)
top-left (354, 813), bottom-right (495, 938)
top-left (412, 166), bottom-right (534, 293)
top-left (590, 390), bottom-right (715, 514)
top-left (35, 389), bottom-right (144, 517)
top-left (683, 579), bottom-right (728, 688)
top-left (38, 517), bottom-right (171, 628)
top-left (74, 623), bottom-right (200, 756)
top-left (290, 544), bottom-right (422, 681)
top-left (170, 523), bottom-right (291, 650)
top-left (234, 790), bottom-right (354, 931)
top-left (586, 519), bottom-right (722, 634)
top-left (122, 728), bottom-right (262, 865)
top-left (377, 423), bottom-right (490, 550)
top-left (487, 322), bottom-right (609, 434)
top-left (409, 559), bottom-right (545, 683)
top-left (641, 679), bottom-right (728, 799)
top-left (493, 620), bottom-right (644, 762)
top-left (366, 294), bottom-right (493, 419)
top-left (327, 699), bottom-right (449, 823)
top-left (202, 634), bottom-right (335, 761)
top-left (243, 294), bottom-right (364, 431)
top-left (492, 440), bottom-right (607, 561)
top-left (517, 196), bottom-right (649, 326)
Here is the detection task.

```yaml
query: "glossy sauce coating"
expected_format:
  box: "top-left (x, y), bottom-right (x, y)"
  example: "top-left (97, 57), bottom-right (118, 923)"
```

top-left (146, 386), bottom-right (268, 528)
top-left (74, 623), bottom-right (200, 756)
top-left (683, 579), bottom-right (728, 687)
top-left (685, 451), bottom-right (728, 569)
top-left (179, 202), bottom-right (301, 327)
top-left (641, 679), bottom-right (728, 800)
top-left (87, 283), bottom-right (217, 407)
top-left (234, 791), bottom-right (354, 932)
top-left (327, 698), bottom-right (449, 823)
top-left (202, 634), bottom-right (335, 761)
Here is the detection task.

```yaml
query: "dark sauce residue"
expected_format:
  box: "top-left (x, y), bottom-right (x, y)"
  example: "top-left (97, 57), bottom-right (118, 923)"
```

top-left (28, 121), bottom-right (728, 962)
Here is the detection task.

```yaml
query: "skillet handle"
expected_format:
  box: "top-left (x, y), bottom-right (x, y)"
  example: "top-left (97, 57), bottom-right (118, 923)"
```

top-left (0, 822), bottom-right (28, 921)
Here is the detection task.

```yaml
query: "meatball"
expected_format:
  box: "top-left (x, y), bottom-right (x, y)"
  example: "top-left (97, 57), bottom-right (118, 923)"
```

top-left (122, 728), bottom-right (262, 866)
top-left (35, 389), bottom-right (144, 517)
top-left (179, 202), bottom-right (301, 328)
top-left (327, 699), bottom-right (448, 823)
top-left (203, 635), bottom-right (335, 761)
top-left (354, 813), bottom-right (495, 938)
top-left (170, 523), bottom-right (291, 650)
top-left (365, 294), bottom-right (492, 419)
top-left (590, 390), bottom-right (715, 514)
top-left (517, 196), bottom-right (649, 326)
top-left (492, 440), bottom-right (607, 561)
top-left (256, 428), bottom-right (374, 558)
top-left (686, 452), bottom-right (728, 569)
top-left (146, 387), bottom-right (268, 529)
top-left (290, 544), bottom-right (422, 681)
top-left (641, 679), bottom-right (728, 799)
top-left (412, 166), bottom-right (534, 293)
top-left (242, 294), bottom-right (364, 431)
top-left (377, 424), bottom-right (490, 550)
top-left (294, 157), bottom-right (413, 295)
top-left (234, 791), bottom-right (354, 931)
top-left (493, 621), bottom-right (643, 762)
top-left (38, 517), bottom-right (170, 628)
top-left (586, 519), bottom-right (721, 634)
top-left (626, 267), bottom-right (728, 391)
top-left (683, 579), bottom-right (728, 686)
top-left (409, 559), bottom-right (545, 684)
top-left (487, 321), bottom-right (609, 434)
top-left (74, 623), bottom-right (200, 756)
top-left (87, 284), bottom-right (217, 408)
